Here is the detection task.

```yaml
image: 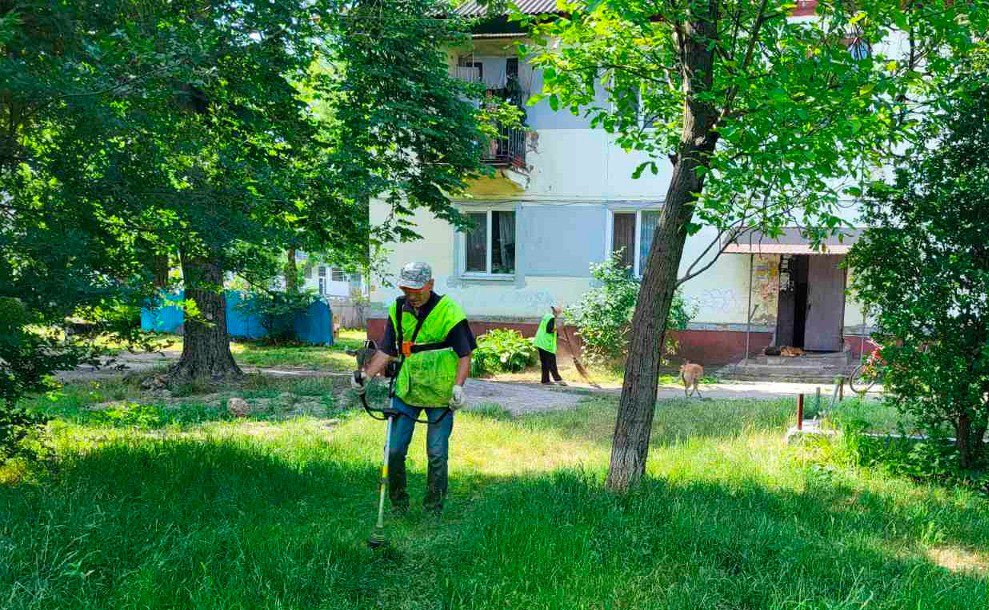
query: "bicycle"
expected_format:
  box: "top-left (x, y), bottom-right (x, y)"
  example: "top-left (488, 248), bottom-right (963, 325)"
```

top-left (848, 346), bottom-right (884, 395)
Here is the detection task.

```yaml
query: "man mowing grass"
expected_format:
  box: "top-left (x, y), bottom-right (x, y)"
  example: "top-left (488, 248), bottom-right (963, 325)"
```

top-left (353, 262), bottom-right (475, 515)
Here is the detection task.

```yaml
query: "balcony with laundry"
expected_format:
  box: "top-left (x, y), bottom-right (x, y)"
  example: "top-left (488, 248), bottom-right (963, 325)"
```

top-left (452, 52), bottom-right (530, 169)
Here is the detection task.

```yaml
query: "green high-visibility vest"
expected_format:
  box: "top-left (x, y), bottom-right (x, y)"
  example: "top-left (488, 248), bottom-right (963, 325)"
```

top-left (389, 295), bottom-right (467, 407)
top-left (533, 313), bottom-right (557, 354)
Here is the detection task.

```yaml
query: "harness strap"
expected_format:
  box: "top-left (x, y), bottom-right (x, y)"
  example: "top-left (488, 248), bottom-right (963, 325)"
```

top-left (410, 340), bottom-right (451, 354)
top-left (395, 296), bottom-right (438, 358)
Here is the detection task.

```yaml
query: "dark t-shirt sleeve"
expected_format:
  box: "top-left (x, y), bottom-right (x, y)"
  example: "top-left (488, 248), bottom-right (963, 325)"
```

top-left (446, 319), bottom-right (477, 358)
top-left (546, 318), bottom-right (556, 334)
top-left (380, 317), bottom-right (398, 357)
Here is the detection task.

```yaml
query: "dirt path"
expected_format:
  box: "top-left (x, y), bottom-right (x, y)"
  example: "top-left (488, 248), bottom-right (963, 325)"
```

top-left (464, 379), bottom-right (584, 415)
top-left (57, 352), bottom-right (351, 382)
top-left (60, 353), bottom-right (877, 417)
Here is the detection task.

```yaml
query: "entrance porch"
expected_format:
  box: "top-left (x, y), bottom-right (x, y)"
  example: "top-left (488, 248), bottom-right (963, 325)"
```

top-left (719, 229), bottom-right (860, 382)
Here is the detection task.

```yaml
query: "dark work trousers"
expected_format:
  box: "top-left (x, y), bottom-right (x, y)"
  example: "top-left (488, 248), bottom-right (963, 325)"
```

top-left (387, 396), bottom-right (453, 514)
top-left (538, 348), bottom-right (563, 383)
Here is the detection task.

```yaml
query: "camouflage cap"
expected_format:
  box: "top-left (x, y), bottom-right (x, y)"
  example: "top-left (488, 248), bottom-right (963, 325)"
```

top-left (397, 261), bottom-right (433, 289)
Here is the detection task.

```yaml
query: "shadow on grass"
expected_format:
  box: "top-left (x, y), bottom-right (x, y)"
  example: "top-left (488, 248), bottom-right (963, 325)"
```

top-left (2, 434), bottom-right (986, 609)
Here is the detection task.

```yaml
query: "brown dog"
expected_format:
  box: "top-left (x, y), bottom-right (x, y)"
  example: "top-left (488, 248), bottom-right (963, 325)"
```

top-left (780, 346), bottom-right (805, 358)
top-left (679, 361), bottom-right (704, 398)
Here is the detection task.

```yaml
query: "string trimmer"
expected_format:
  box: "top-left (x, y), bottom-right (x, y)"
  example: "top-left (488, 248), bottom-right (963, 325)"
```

top-left (352, 340), bottom-right (451, 550)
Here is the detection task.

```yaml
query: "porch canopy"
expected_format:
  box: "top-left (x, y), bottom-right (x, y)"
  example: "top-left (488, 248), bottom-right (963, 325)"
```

top-left (723, 228), bottom-right (862, 255)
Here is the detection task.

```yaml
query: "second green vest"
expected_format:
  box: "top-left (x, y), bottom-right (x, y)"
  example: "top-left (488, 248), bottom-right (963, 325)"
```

top-left (389, 296), bottom-right (467, 407)
top-left (533, 313), bottom-right (557, 354)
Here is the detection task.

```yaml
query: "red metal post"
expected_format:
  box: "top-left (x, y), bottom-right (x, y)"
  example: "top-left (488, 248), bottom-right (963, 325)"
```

top-left (797, 394), bottom-right (804, 430)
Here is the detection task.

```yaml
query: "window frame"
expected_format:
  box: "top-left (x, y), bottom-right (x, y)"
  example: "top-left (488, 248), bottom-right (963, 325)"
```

top-left (606, 208), bottom-right (661, 278)
top-left (460, 208), bottom-right (517, 279)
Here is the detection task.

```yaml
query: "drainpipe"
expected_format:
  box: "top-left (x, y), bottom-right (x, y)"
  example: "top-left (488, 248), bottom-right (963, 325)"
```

top-left (861, 307), bottom-right (867, 359)
top-left (745, 251), bottom-right (754, 362)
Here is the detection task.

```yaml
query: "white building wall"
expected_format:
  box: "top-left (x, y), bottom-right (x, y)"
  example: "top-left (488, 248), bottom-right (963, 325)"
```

top-left (373, 33), bottom-right (873, 333)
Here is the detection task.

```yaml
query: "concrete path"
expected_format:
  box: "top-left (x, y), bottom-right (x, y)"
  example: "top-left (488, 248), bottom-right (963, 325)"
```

top-left (657, 380), bottom-right (881, 401)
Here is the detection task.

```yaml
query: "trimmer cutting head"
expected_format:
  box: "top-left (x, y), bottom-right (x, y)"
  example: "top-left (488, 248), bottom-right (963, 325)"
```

top-left (367, 527), bottom-right (388, 550)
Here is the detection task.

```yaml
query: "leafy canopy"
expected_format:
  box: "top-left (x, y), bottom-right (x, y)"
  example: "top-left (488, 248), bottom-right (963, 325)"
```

top-left (848, 56), bottom-right (989, 469)
top-left (525, 0), bottom-right (989, 243)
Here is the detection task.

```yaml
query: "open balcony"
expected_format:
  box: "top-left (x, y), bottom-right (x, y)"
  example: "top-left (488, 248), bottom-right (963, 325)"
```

top-left (482, 125), bottom-right (526, 168)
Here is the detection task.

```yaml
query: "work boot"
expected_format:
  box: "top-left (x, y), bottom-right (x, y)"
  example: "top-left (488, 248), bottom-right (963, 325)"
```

top-left (423, 455), bottom-right (448, 514)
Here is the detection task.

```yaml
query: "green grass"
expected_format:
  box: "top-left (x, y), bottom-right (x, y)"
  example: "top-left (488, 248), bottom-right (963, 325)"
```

top-left (228, 329), bottom-right (366, 372)
top-left (2, 386), bottom-right (987, 609)
top-left (826, 397), bottom-right (919, 435)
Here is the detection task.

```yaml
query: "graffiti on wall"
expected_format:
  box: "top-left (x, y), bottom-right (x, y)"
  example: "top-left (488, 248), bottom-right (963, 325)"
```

top-left (698, 288), bottom-right (744, 315)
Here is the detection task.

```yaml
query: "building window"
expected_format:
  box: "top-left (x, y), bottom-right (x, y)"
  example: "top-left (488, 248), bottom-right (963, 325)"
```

top-left (506, 57), bottom-right (519, 80)
top-left (610, 209), bottom-right (661, 276)
top-left (318, 277), bottom-right (326, 294)
top-left (331, 268), bottom-right (346, 282)
top-left (463, 210), bottom-right (516, 276)
top-left (304, 266), bottom-right (312, 279)
top-left (612, 212), bottom-right (636, 271)
top-left (318, 266), bottom-right (326, 277)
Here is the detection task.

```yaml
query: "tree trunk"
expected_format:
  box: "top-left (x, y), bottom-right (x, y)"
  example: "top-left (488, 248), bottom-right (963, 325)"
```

top-left (285, 247), bottom-right (299, 294)
top-left (957, 411), bottom-right (987, 469)
top-left (606, 6), bottom-right (720, 492)
top-left (152, 253), bottom-right (170, 289)
top-left (170, 255), bottom-right (242, 382)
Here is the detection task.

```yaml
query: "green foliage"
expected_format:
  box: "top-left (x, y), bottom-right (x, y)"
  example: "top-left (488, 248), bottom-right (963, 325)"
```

top-left (322, 0), bottom-right (494, 244)
top-left (569, 253), bottom-right (694, 366)
top-left (2, 0), bottom-right (493, 384)
top-left (91, 402), bottom-right (165, 430)
top-left (0, 297), bottom-right (97, 409)
top-left (238, 290), bottom-right (320, 346)
top-left (526, 1), bottom-right (989, 244)
top-left (471, 329), bottom-right (538, 376)
top-left (848, 60), bottom-right (989, 470)
top-left (0, 406), bottom-right (49, 465)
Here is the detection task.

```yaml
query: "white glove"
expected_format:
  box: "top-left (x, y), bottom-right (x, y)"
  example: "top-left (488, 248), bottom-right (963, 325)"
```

top-left (351, 371), bottom-right (367, 395)
top-left (449, 384), bottom-right (466, 410)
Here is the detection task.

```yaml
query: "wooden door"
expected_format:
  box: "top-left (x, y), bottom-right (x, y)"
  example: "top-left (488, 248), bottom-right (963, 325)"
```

top-left (804, 255), bottom-right (846, 351)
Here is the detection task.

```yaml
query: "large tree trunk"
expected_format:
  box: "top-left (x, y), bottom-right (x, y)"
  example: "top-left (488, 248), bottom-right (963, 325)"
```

top-left (957, 411), bottom-right (988, 469)
top-left (285, 247), bottom-right (299, 294)
top-left (606, 7), bottom-right (720, 492)
top-left (152, 253), bottom-right (170, 289)
top-left (170, 255), bottom-right (242, 382)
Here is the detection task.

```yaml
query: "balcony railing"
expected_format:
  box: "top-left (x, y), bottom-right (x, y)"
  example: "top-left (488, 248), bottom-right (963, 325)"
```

top-left (483, 125), bottom-right (526, 168)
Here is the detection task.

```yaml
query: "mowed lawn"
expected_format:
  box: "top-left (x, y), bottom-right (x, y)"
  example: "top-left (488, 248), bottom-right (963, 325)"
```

top-left (1, 377), bottom-right (987, 609)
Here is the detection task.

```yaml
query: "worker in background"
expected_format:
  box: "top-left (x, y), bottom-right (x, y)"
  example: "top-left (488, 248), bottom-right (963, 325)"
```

top-left (534, 304), bottom-right (567, 386)
top-left (352, 262), bottom-right (475, 516)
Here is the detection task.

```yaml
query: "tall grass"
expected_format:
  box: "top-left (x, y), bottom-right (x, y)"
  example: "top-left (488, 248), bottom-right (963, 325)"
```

top-left (1, 394), bottom-right (986, 609)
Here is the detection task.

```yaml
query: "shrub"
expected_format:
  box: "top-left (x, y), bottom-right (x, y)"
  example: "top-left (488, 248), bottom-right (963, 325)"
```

top-left (471, 329), bottom-right (538, 376)
top-left (847, 72), bottom-right (989, 470)
top-left (568, 252), bottom-right (694, 366)
top-left (0, 406), bottom-right (49, 465)
top-left (239, 290), bottom-right (319, 345)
